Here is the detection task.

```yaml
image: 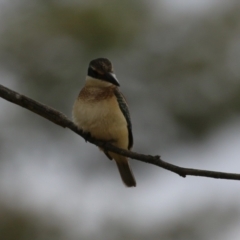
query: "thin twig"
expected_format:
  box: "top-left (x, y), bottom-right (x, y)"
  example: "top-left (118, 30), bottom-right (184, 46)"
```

top-left (1, 83), bottom-right (240, 180)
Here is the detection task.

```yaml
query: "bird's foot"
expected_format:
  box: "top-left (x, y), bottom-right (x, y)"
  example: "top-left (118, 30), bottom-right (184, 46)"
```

top-left (101, 138), bottom-right (116, 146)
top-left (104, 151), bottom-right (113, 160)
top-left (102, 139), bottom-right (116, 161)
top-left (83, 131), bottom-right (92, 142)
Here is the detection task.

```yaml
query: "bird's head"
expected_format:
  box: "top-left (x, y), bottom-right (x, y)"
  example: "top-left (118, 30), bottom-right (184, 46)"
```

top-left (87, 58), bottom-right (120, 87)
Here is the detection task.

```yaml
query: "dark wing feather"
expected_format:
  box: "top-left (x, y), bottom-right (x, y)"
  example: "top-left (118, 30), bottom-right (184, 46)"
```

top-left (114, 89), bottom-right (133, 150)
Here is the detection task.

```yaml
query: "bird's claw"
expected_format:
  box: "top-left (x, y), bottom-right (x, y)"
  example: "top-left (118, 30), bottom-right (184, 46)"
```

top-left (83, 131), bottom-right (92, 142)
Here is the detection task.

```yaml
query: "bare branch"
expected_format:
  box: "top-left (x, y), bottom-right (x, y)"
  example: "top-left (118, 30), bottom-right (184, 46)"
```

top-left (1, 83), bottom-right (240, 181)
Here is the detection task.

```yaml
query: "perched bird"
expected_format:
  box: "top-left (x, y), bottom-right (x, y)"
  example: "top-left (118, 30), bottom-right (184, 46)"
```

top-left (72, 58), bottom-right (136, 187)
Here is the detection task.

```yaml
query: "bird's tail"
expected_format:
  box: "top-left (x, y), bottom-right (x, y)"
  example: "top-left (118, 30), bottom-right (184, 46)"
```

top-left (115, 157), bottom-right (136, 187)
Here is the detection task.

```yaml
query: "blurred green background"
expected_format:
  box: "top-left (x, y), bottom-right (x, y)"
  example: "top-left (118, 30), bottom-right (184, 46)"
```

top-left (1, 0), bottom-right (240, 239)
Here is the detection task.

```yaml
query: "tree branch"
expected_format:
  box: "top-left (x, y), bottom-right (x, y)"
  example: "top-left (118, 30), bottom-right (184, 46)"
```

top-left (1, 83), bottom-right (240, 181)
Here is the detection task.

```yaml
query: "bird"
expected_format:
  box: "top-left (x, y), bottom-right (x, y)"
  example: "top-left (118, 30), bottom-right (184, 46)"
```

top-left (72, 58), bottom-right (136, 187)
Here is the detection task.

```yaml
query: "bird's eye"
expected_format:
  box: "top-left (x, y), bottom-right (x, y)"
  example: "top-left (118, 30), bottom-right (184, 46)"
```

top-left (91, 66), bottom-right (104, 75)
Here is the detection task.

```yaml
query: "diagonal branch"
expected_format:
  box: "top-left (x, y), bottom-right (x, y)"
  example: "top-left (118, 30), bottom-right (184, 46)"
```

top-left (1, 83), bottom-right (240, 180)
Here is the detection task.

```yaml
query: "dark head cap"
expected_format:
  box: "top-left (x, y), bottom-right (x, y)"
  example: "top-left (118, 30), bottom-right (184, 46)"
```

top-left (88, 58), bottom-right (120, 86)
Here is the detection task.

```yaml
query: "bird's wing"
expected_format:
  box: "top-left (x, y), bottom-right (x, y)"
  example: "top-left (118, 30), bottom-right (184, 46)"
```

top-left (114, 89), bottom-right (133, 150)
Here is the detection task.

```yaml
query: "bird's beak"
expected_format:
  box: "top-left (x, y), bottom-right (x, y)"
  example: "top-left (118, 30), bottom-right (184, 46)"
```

top-left (105, 72), bottom-right (120, 86)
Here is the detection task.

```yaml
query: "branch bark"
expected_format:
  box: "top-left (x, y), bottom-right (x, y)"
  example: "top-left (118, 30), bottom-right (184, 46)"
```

top-left (1, 83), bottom-right (240, 181)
